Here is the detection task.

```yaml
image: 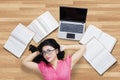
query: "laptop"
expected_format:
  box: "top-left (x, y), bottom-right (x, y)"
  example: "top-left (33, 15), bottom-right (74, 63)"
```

top-left (58, 6), bottom-right (88, 40)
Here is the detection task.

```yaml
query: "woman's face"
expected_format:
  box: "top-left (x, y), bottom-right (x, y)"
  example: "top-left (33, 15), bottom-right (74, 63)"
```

top-left (42, 45), bottom-right (58, 63)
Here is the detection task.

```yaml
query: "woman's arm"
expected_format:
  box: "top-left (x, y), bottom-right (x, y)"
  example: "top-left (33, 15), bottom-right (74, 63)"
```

top-left (61, 44), bottom-right (86, 69)
top-left (22, 51), bottom-right (41, 73)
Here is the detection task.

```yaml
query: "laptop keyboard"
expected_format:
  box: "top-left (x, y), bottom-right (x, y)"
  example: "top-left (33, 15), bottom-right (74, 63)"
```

top-left (60, 22), bottom-right (84, 33)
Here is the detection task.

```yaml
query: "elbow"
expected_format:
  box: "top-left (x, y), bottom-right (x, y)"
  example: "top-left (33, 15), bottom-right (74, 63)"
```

top-left (21, 59), bottom-right (25, 66)
top-left (21, 59), bottom-right (27, 67)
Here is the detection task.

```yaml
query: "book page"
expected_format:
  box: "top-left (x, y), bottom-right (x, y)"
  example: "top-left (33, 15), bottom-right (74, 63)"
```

top-left (80, 25), bottom-right (102, 44)
top-left (37, 11), bottom-right (59, 33)
top-left (4, 36), bottom-right (25, 58)
top-left (99, 33), bottom-right (117, 52)
top-left (84, 38), bottom-right (104, 62)
top-left (28, 20), bottom-right (47, 43)
top-left (80, 24), bottom-right (117, 53)
top-left (11, 23), bottom-right (34, 45)
top-left (90, 49), bottom-right (117, 75)
top-left (4, 23), bottom-right (34, 58)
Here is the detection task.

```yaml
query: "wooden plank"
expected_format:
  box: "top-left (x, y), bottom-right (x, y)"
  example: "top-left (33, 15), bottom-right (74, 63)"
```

top-left (0, 0), bottom-right (120, 80)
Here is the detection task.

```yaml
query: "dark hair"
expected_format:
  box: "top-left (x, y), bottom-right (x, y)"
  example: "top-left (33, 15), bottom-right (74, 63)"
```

top-left (29, 38), bottom-right (65, 64)
top-left (38, 38), bottom-right (65, 63)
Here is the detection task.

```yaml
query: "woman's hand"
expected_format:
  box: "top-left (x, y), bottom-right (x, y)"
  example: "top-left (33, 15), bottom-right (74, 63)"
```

top-left (29, 44), bottom-right (38, 53)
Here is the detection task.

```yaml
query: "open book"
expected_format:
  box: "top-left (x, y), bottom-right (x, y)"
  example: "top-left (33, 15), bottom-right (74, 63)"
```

top-left (27, 11), bottom-right (59, 43)
top-left (84, 38), bottom-right (117, 75)
top-left (80, 25), bottom-right (117, 52)
top-left (4, 23), bottom-right (35, 58)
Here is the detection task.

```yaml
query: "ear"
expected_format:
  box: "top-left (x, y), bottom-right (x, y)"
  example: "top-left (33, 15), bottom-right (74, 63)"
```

top-left (55, 49), bottom-right (59, 54)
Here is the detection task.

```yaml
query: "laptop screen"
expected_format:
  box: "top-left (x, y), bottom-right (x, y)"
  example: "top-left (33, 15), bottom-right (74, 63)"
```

top-left (60, 6), bottom-right (87, 23)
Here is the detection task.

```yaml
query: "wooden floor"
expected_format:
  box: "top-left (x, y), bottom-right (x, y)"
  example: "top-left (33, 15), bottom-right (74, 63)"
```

top-left (0, 0), bottom-right (120, 80)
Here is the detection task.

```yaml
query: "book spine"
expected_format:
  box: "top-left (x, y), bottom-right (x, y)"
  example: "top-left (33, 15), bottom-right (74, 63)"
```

top-left (11, 34), bottom-right (26, 46)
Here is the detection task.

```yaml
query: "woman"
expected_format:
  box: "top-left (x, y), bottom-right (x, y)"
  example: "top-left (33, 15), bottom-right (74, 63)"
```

top-left (22, 38), bottom-right (86, 80)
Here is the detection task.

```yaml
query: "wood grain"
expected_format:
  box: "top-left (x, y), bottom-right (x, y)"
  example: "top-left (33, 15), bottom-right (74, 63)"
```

top-left (0, 0), bottom-right (120, 80)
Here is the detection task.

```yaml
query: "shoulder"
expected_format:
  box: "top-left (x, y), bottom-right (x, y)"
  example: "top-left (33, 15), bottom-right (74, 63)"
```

top-left (62, 55), bottom-right (72, 66)
top-left (38, 61), bottom-right (47, 72)
top-left (38, 61), bottom-right (47, 68)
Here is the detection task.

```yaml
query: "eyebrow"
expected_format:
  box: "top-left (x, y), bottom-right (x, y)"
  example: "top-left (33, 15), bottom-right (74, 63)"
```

top-left (43, 48), bottom-right (54, 51)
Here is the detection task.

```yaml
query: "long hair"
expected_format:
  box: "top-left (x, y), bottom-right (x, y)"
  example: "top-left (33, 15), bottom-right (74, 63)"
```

top-left (29, 38), bottom-right (65, 64)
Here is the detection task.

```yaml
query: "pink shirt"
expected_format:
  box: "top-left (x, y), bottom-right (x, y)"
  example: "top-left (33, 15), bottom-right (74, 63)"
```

top-left (38, 56), bottom-right (71, 80)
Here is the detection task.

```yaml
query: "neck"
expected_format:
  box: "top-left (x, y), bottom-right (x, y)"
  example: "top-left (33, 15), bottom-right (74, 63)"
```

top-left (50, 57), bottom-right (58, 69)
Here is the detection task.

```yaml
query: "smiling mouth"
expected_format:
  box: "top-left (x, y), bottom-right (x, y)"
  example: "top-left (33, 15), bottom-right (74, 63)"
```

top-left (46, 57), bottom-right (50, 60)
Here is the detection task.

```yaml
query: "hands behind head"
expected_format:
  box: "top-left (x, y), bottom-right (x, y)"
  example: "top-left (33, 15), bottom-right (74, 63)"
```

top-left (60, 45), bottom-right (66, 52)
top-left (29, 44), bottom-right (38, 53)
top-left (29, 44), bottom-right (43, 63)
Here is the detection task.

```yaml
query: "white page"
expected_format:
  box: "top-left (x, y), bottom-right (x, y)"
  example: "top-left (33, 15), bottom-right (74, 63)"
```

top-left (90, 49), bottom-right (117, 75)
top-left (4, 23), bottom-right (34, 58)
top-left (11, 23), bottom-right (34, 45)
top-left (28, 20), bottom-right (48, 43)
top-left (84, 38), bottom-right (104, 62)
top-left (99, 33), bottom-right (117, 52)
top-left (33, 20), bottom-right (47, 35)
top-left (80, 25), bottom-right (102, 44)
top-left (28, 24), bottom-right (43, 43)
top-left (80, 25), bottom-right (117, 53)
top-left (37, 11), bottom-right (59, 33)
top-left (4, 36), bottom-right (25, 58)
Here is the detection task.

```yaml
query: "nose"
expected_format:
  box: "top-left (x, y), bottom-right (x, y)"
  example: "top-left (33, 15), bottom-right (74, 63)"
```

top-left (44, 53), bottom-right (49, 57)
top-left (44, 54), bottom-right (50, 60)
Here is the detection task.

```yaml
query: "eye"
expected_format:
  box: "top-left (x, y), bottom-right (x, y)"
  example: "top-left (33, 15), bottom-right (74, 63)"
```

top-left (47, 49), bottom-right (51, 52)
top-left (42, 51), bottom-right (46, 54)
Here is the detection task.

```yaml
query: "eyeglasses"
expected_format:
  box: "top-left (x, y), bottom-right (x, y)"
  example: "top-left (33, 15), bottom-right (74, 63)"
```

top-left (42, 49), bottom-right (55, 56)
